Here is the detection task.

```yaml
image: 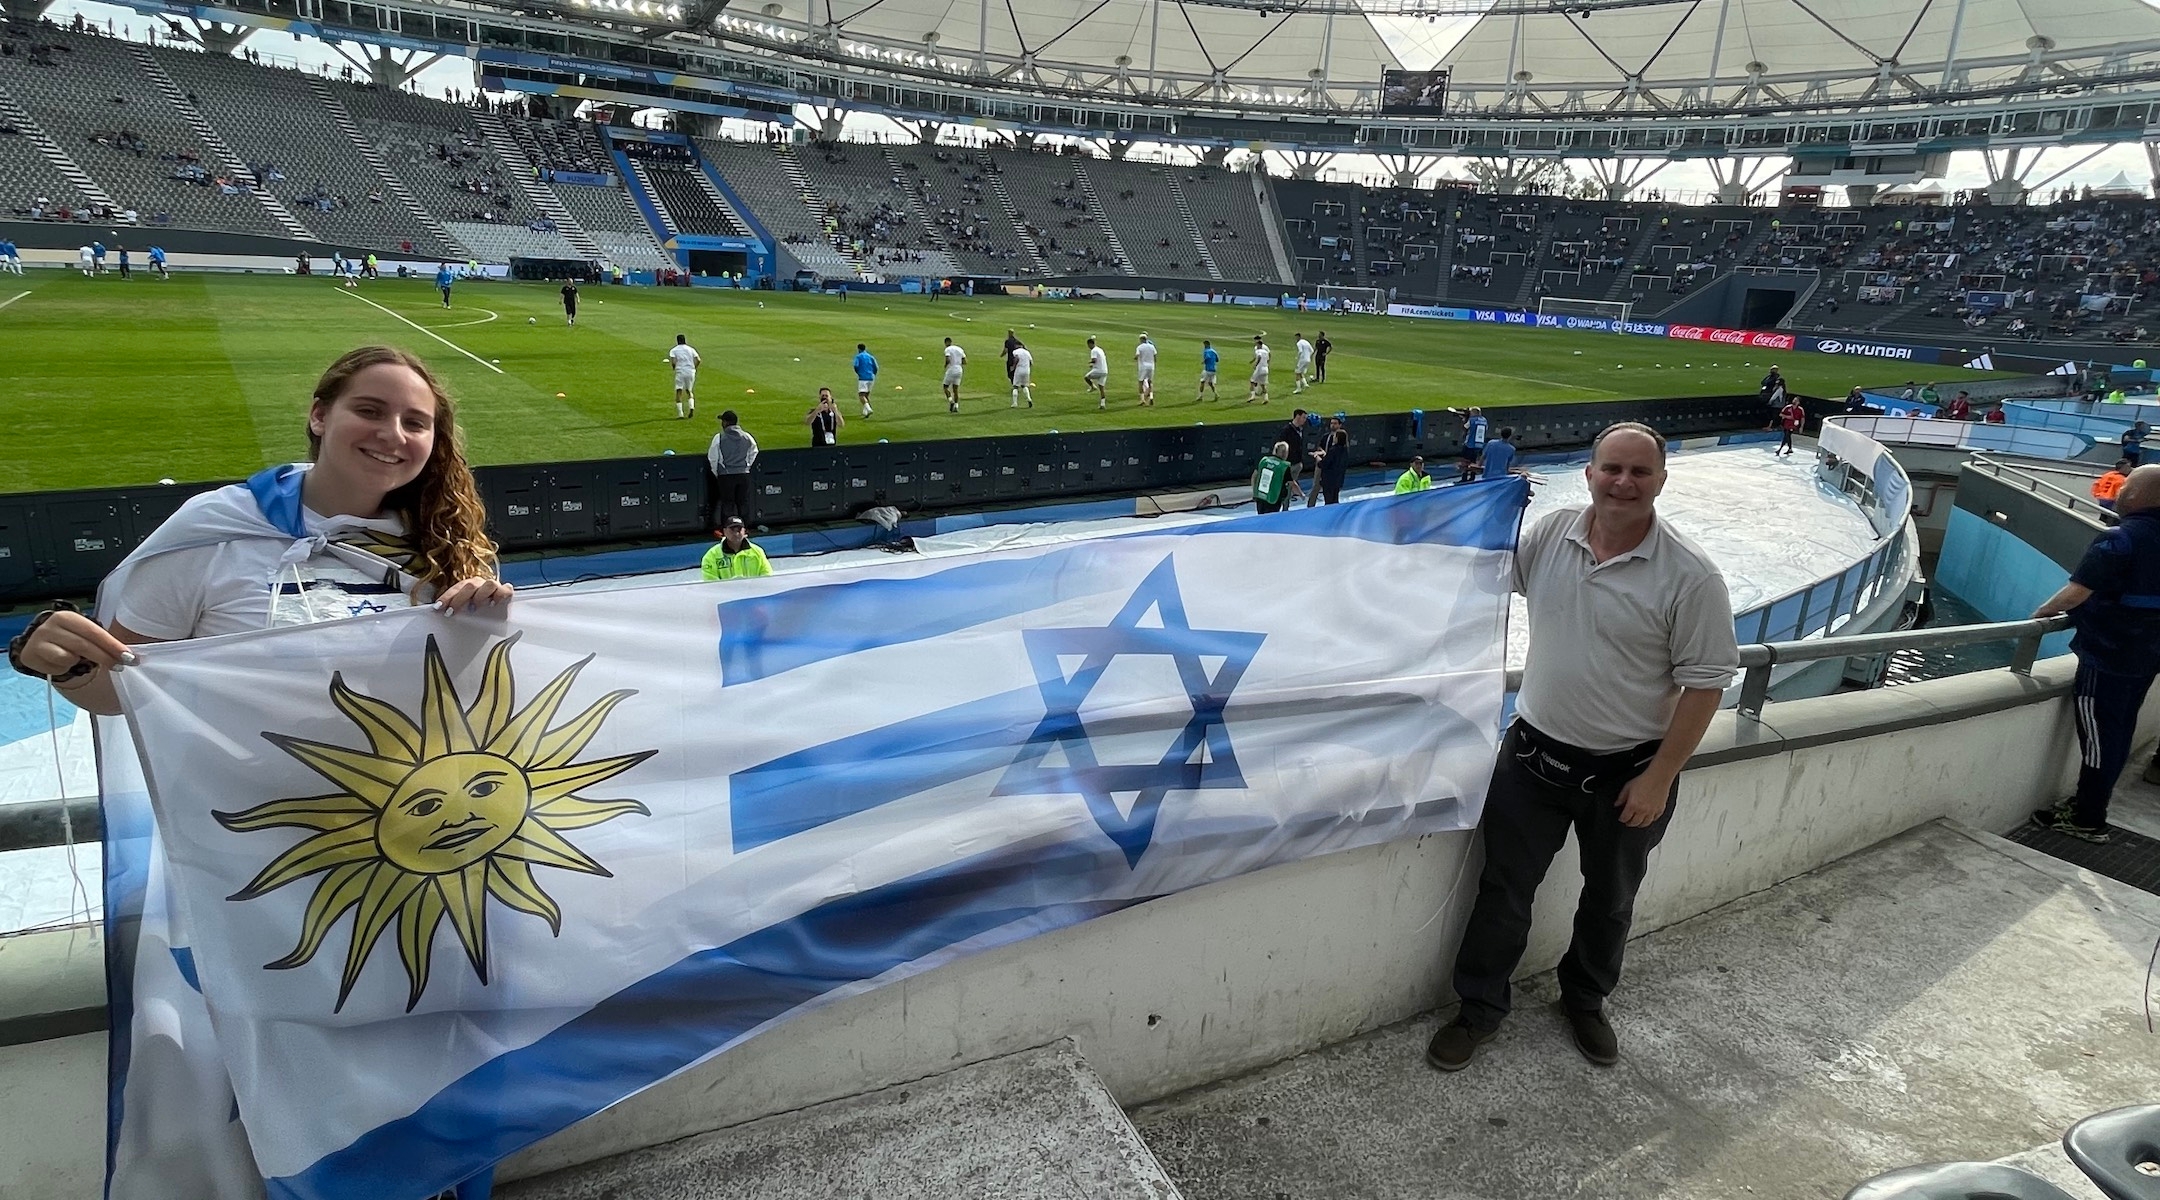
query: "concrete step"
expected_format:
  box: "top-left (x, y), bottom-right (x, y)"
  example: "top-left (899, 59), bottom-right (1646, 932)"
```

top-left (499, 1039), bottom-right (1182, 1200)
top-left (1129, 819), bottom-right (2160, 1200)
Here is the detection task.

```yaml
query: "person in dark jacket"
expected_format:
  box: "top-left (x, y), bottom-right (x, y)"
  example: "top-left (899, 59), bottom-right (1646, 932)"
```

top-left (706, 409), bottom-right (760, 528)
top-left (2032, 465), bottom-right (2160, 842)
top-left (1307, 415), bottom-right (1349, 506)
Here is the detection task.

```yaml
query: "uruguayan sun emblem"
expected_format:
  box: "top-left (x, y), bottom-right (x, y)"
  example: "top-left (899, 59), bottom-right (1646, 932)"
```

top-left (217, 634), bottom-right (653, 1012)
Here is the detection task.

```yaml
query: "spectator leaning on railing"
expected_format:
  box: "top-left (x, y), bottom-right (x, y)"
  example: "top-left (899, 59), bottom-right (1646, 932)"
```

top-left (2032, 464), bottom-right (2160, 844)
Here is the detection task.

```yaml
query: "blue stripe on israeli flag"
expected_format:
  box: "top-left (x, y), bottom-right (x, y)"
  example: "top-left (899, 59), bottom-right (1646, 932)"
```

top-left (717, 487), bottom-right (1521, 686)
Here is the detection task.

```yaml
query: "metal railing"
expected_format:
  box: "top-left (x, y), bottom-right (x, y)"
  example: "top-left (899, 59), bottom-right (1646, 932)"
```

top-left (1735, 614), bottom-right (2070, 720)
top-left (2000, 399), bottom-right (2154, 441)
top-left (1967, 453), bottom-right (2116, 523)
top-left (1835, 416), bottom-right (2093, 461)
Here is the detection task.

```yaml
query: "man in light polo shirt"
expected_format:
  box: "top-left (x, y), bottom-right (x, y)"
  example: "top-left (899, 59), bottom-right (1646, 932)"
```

top-left (1430, 421), bottom-right (1739, 1072)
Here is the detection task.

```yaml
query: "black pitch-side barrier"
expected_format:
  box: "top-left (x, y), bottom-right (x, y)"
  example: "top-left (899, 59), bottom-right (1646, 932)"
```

top-left (0, 396), bottom-right (1771, 605)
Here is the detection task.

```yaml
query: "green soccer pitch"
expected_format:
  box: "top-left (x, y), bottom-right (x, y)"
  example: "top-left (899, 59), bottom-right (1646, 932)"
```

top-left (0, 272), bottom-right (2004, 493)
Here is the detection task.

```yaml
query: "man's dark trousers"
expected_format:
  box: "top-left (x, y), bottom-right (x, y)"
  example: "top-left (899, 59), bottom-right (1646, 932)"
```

top-left (1451, 721), bottom-right (1677, 1030)
top-left (715, 472), bottom-right (753, 527)
top-left (2072, 658), bottom-right (2159, 827)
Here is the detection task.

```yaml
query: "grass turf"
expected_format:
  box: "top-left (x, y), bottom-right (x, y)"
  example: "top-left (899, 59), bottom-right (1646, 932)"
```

top-left (0, 272), bottom-right (2005, 493)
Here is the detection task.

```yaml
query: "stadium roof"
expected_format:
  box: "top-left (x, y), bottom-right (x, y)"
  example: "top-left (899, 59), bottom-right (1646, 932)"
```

top-left (1437, 0), bottom-right (2160, 108)
top-left (736, 0), bottom-right (2160, 112)
top-left (772, 0), bottom-right (1402, 88)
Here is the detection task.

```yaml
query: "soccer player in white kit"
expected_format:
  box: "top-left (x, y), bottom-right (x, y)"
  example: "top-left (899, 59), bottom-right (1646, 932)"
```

top-left (1133, 334), bottom-right (1159, 407)
top-left (1247, 335), bottom-right (1272, 404)
top-left (667, 333), bottom-right (701, 419)
top-left (1084, 337), bottom-right (1109, 409)
top-left (1009, 343), bottom-right (1035, 408)
top-left (941, 336), bottom-right (967, 413)
top-left (1293, 332), bottom-right (1315, 394)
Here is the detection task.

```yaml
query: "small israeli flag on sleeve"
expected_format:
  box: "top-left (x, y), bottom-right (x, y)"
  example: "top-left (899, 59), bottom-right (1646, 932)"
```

top-left (106, 482), bottom-right (1523, 1199)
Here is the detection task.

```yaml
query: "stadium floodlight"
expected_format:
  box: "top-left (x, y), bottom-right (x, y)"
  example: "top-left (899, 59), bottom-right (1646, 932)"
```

top-left (1535, 297), bottom-right (1634, 328)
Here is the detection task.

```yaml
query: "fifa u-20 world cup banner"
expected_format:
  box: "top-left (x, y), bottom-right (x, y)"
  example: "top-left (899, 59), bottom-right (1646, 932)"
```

top-left (103, 483), bottom-right (1523, 1200)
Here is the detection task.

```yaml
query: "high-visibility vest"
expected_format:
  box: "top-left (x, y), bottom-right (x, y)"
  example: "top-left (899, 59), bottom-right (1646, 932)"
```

top-left (701, 541), bottom-right (773, 580)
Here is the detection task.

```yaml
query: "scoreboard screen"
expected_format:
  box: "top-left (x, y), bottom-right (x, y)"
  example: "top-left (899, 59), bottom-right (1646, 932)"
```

top-left (1379, 68), bottom-right (1449, 115)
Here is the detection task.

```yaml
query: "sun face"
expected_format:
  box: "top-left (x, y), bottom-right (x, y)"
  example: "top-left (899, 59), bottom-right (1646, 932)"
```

top-left (217, 634), bottom-right (653, 1012)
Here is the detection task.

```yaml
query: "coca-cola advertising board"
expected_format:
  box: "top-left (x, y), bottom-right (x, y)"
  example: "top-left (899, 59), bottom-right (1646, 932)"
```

top-left (1664, 325), bottom-right (1797, 350)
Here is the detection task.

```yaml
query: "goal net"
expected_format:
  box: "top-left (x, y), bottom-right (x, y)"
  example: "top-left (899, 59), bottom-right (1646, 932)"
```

top-left (1316, 284), bottom-right (1385, 315)
top-left (1535, 297), bottom-right (1633, 328)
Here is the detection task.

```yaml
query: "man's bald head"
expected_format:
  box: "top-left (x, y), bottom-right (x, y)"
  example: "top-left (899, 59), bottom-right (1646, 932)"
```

top-left (2116, 465), bottom-right (2160, 514)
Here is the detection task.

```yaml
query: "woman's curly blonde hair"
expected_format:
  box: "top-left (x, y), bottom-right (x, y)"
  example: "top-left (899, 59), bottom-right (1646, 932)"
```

top-left (306, 346), bottom-right (497, 593)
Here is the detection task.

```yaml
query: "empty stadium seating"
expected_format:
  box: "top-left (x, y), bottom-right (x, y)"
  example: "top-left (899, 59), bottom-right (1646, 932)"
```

top-left (146, 42), bottom-right (454, 257)
top-left (693, 138), bottom-right (861, 277)
top-left (0, 26), bottom-right (281, 235)
top-left (340, 83), bottom-right (531, 230)
top-left (1084, 156), bottom-right (1199, 277)
top-left (989, 148), bottom-right (1124, 275)
top-left (886, 145), bottom-right (1036, 277)
top-left (547, 181), bottom-right (671, 271)
top-left (1184, 171), bottom-right (1280, 283)
top-left (639, 159), bottom-right (746, 238)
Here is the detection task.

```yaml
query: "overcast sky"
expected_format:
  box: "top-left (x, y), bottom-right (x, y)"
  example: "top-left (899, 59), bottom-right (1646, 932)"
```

top-left (41, 0), bottom-right (2155, 199)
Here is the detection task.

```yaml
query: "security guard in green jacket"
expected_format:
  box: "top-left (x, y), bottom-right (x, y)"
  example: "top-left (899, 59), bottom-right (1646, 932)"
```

top-left (1252, 441), bottom-right (1293, 514)
top-left (1395, 456), bottom-right (1433, 494)
top-left (701, 516), bottom-right (773, 581)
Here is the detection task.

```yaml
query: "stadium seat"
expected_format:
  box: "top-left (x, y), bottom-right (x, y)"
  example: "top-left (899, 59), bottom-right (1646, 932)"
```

top-left (1842, 1162), bottom-right (2079, 1200)
top-left (2064, 1104), bottom-right (2160, 1199)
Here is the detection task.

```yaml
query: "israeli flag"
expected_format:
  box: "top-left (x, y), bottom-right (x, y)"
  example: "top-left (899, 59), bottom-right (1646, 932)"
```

top-left (105, 483), bottom-right (1523, 1199)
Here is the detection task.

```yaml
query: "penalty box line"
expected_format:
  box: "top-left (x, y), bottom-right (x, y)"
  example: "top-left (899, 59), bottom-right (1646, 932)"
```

top-left (337, 287), bottom-right (504, 374)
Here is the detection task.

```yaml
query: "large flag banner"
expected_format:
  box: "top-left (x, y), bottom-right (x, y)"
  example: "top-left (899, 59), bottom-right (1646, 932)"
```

top-left (104, 484), bottom-right (1524, 1199)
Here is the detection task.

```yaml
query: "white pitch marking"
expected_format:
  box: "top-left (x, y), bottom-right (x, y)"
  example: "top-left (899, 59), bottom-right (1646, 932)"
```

top-left (0, 291), bottom-right (30, 311)
top-left (431, 307), bottom-right (500, 330)
top-left (337, 288), bottom-right (504, 373)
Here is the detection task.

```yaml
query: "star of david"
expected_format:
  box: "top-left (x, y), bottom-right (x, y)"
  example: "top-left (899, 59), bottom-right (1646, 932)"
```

top-left (346, 599), bottom-right (388, 617)
top-left (993, 555), bottom-right (1263, 868)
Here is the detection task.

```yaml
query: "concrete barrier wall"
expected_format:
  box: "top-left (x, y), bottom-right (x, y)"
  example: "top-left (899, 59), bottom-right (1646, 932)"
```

top-left (0, 656), bottom-right (2128, 1196)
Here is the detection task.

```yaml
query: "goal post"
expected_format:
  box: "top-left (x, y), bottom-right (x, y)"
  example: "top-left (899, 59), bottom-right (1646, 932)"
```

top-left (1316, 284), bottom-right (1385, 315)
top-left (1535, 297), bottom-right (1633, 328)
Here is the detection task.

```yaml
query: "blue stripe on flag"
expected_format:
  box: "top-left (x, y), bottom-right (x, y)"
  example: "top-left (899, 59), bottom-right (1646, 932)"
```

top-left (269, 840), bottom-right (1150, 1200)
top-left (730, 684), bottom-right (1045, 851)
top-left (716, 482), bottom-right (1525, 687)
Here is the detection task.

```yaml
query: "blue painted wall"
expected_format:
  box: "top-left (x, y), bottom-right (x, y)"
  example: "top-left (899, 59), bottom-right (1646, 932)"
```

top-left (1936, 506), bottom-right (2074, 658)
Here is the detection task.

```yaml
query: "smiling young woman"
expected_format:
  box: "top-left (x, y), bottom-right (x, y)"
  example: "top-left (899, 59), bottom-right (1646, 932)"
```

top-left (7, 345), bottom-right (513, 716)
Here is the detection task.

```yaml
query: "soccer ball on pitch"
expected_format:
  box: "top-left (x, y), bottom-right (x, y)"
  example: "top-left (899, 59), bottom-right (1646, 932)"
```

top-left (528, 316), bottom-right (536, 324)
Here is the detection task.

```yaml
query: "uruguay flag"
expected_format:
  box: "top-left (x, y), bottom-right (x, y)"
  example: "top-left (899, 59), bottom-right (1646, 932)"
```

top-left (107, 482), bottom-right (1523, 1199)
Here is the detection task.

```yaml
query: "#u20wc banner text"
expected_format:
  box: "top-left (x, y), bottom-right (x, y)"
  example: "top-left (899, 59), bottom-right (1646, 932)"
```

top-left (104, 483), bottom-right (1523, 1199)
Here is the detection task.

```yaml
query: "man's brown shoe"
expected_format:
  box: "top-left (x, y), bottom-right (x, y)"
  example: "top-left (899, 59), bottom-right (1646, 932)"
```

top-left (1562, 1006), bottom-right (1619, 1066)
top-left (1425, 1019), bottom-right (1496, 1071)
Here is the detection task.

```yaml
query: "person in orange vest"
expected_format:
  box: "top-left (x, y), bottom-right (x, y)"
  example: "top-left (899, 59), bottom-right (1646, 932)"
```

top-left (1777, 396), bottom-right (1807, 457)
top-left (2095, 459), bottom-right (2132, 510)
